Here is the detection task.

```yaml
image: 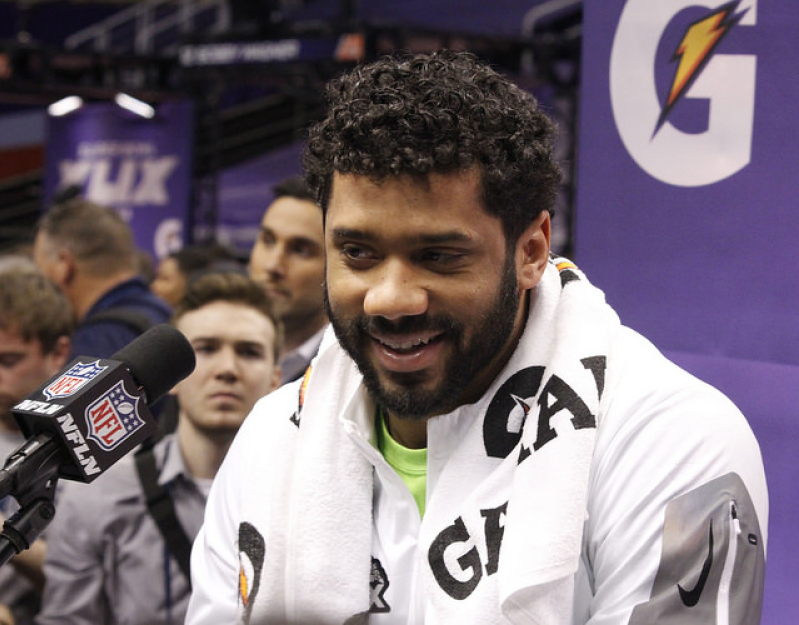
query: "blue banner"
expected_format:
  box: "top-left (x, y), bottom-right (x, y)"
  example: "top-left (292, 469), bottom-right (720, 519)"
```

top-left (215, 141), bottom-right (305, 255)
top-left (576, 3), bottom-right (799, 623)
top-left (44, 100), bottom-right (194, 260)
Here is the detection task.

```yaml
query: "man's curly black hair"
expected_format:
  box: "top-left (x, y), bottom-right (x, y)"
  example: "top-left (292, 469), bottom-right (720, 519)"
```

top-left (303, 49), bottom-right (562, 243)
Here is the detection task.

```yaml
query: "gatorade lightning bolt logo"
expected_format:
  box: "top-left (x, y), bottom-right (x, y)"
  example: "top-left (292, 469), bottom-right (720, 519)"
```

top-left (655, 0), bottom-right (748, 135)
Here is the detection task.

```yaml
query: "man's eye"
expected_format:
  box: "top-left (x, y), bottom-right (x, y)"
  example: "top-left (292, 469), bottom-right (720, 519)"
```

top-left (422, 250), bottom-right (463, 265)
top-left (338, 244), bottom-right (380, 270)
top-left (341, 245), bottom-right (372, 261)
top-left (238, 347), bottom-right (265, 359)
top-left (0, 356), bottom-right (23, 369)
top-left (291, 242), bottom-right (317, 259)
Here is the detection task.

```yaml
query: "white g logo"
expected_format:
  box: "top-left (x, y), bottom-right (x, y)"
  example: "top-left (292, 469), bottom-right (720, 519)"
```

top-left (610, 0), bottom-right (757, 187)
top-left (154, 218), bottom-right (184, 259)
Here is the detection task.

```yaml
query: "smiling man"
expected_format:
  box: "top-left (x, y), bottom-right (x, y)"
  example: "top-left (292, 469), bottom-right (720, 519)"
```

top-left (38, 272), bottom-right (281, 625)
top-left (187, 51), bottom-right (768, 625)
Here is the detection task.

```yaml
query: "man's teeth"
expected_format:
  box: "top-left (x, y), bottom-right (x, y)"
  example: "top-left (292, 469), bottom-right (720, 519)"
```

top-left (382, 337), bottom-right (431, 351)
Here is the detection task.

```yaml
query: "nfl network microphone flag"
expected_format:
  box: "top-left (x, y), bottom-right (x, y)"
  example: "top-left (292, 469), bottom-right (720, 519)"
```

top-left (7, 324), bottom-right (195, 487)
top-left (12, 357), bottom-right (156, 482)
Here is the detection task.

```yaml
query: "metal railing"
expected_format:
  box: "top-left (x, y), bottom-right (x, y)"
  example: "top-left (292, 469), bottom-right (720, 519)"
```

top-left (64, 0), bottom-right (231, 55)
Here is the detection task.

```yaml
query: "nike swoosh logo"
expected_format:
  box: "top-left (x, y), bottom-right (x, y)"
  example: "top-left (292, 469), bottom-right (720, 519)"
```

top-left (678, 522), bottom-right (714, 607)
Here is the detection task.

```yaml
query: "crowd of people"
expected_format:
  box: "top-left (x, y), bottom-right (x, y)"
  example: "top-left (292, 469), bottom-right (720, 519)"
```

top-left (0, 174), bottom-right (328, 624)
top-left (0, 50), bottom-right (767, 625)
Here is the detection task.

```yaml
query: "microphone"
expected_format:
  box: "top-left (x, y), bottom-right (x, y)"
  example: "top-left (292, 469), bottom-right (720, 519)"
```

top-left (0, 324), bottom-right (195, 565)
top-left (1, 324), bottom-right (195, 495)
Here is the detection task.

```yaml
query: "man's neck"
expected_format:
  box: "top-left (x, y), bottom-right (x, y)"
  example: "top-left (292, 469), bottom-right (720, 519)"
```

top-left (176, 419), bottom-right (234, 480)
top-left (383, 412), bottom-right (428, 450)
top-left (281, 313), bottom-right (328, 355)
top-left (71, 271), bottom-right (138, 320)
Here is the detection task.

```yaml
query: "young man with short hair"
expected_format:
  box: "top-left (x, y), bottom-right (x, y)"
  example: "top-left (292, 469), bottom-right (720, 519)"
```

top-left (38, 272), bottom-right (282, 625)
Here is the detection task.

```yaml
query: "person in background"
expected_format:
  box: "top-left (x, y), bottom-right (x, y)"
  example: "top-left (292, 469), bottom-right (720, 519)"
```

top-left (187, 51), bottom-right (767, 624)
top-left (150, 243), bottom-right (246, 437)
top-left (0, 262), bottom-right (75, 625)
top-left (32, 198), bottom-right (172, 360)
top-left (248, 176), bottom-right (327, 383)
top-left (151, 242), bottom-right (242, 308)
top-left (38, 271), bottom-right (282, 625)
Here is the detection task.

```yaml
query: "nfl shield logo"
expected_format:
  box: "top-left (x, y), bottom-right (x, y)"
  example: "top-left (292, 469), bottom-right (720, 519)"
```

top-left (84, 380), bottom-right (145, 451)
top-left (43, 361), bottom-right (107, 400)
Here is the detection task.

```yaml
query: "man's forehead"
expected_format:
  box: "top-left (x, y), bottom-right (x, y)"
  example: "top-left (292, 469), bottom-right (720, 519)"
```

top-left (263, 196), bottom-right (321, 223)
top-left (325, 168), bottom-right (490, 233)
top-left (177, 302), bottom-right (275, 332)
top-left (262, 197), bottom-right (323, 239)
top-left (329, 167), bottom-right (481, 189)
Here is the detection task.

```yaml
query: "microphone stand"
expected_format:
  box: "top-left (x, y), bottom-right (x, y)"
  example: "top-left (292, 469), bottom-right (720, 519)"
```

top-left (0, 434), bottom-right (63, 568)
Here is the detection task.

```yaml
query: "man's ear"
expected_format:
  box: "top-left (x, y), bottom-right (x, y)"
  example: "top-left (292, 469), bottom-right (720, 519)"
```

top-left (54, 248), bottom-right (76, 287)
top-left (516, 210), bottom-right (551, 291)
top-left (50, 335), bottom-right (72, 372)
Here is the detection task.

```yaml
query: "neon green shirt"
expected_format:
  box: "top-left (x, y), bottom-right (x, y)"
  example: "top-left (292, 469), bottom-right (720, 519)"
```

top-left (376, 409), bottom-right (428, 517)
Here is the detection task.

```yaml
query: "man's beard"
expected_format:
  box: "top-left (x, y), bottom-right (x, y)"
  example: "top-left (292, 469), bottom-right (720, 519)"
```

top-left (325, 253), bottom-right (521, 420)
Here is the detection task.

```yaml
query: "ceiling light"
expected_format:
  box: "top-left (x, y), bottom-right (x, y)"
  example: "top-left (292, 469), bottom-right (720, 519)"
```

top-left (48, 95), bottom-right (84, 117)
top-left (114, 92), bottom-right (155, 119)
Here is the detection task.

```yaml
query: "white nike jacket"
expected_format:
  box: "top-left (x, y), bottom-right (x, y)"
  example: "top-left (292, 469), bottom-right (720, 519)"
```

top-left (186, 260), bottom-right (768, 625)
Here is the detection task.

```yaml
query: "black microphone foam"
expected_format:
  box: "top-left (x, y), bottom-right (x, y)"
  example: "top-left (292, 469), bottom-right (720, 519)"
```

top-left (111, 324), bottom-right (196, 404)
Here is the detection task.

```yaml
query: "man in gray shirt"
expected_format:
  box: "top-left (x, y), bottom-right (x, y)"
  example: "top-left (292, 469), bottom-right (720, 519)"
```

top-left (37, 271), bottom-right (282, 625)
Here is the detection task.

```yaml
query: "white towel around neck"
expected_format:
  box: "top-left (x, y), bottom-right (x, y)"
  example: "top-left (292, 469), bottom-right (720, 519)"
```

top-left (261, 255), bottom-right (620, 624)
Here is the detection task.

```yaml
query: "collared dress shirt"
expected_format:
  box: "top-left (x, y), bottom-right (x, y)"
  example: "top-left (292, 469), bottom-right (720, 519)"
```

top-left (37, 435), bottom-right (207, 625)
top-left (279, 324), bottom-right (327, 385)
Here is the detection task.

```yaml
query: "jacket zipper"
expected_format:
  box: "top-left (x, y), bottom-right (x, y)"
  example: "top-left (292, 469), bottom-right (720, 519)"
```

top-left (716, 500), bottom-right (740, 625)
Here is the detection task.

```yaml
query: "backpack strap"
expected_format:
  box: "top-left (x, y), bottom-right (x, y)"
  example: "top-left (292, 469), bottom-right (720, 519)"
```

top-left (134, 446), bottom-right (193, 587)
top-left (83, 307), bottom-right (154, 335)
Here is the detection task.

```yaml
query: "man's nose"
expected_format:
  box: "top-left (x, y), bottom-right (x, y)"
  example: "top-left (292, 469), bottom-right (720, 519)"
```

top-left (262, 244), bottom-right (287, 277)
top-left (363, 259), bottom-right (428, 321)
top-left (213, 345), bottom-right (239, 379)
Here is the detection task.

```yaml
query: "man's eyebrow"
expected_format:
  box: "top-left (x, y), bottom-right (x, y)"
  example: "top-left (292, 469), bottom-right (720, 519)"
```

top-left (290, 235), bottom-right (323, 248)
top-left (262, 226), bottom-right (321, 247)
top-left (233, 339), bottom-right (267, 351)
top-left (415, 232), bottom-right (474, 245)
top-left (190, 336), bottom-right (267, 350)
top-left (330, 228), bottom-right (474, 245)
top-left (190, 335), bottom-right (220, 344)
top-left (330, 228), bottom-right (372, 242)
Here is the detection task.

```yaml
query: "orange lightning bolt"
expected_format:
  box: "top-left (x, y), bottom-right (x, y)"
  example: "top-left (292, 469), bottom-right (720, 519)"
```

top-left (654, 1), bottom-right (746, 134)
